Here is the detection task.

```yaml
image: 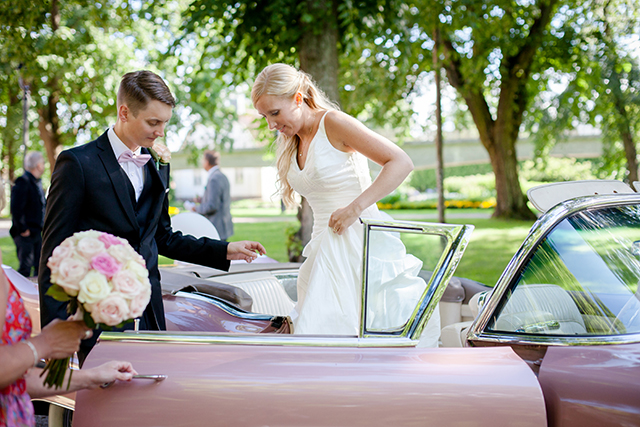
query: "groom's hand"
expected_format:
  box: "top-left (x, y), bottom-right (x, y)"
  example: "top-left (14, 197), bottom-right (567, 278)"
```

top-left (226, 241), bottom-right (267, 262)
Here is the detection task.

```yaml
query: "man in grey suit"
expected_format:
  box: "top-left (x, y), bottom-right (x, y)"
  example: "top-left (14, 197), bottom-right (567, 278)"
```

top-left (194, 150), bottom-right (234, 241)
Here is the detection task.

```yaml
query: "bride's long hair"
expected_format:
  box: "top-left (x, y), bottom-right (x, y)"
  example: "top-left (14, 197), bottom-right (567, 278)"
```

top-left (251, 63), bottom-right (340, 208)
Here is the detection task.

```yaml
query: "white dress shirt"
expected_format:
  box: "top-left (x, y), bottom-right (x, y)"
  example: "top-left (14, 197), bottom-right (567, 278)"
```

top-left (108, 127), bottom-right (145, 201)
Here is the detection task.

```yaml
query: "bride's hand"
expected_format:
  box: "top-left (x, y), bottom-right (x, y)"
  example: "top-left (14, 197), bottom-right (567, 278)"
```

top-left (328, 205), bottom-right (361, 235)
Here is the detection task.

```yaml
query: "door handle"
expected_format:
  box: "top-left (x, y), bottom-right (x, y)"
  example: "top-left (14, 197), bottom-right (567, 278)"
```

top-left (100, 374), bottom-right (167, 388)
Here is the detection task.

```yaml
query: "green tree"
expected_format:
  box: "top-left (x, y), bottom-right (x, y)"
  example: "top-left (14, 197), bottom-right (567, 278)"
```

top-left (401, 0), bottom-right (572, 220)
top-left (0, 0), bottom-right (159, 176)
top-left (527, 0), bottom-right (640, 182)
top-left (177, 0), bottom-right (409, 252)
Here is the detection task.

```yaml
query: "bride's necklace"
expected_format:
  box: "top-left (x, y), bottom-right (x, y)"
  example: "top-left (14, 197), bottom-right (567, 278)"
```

top-left (298, 113), bottom-right (319, 157)
top-left (298, 125), bottom-right (314, 157)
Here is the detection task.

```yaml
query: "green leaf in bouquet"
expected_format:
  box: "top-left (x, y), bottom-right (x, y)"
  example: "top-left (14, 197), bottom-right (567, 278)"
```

top-left (67, 298), bottom-right (79, 316)
top-left (83, 310), bottom-right (97, 330)
top-left (46, 284), bottom-right (72, 302)
top-left (97, 318), bottom-right (134, 331)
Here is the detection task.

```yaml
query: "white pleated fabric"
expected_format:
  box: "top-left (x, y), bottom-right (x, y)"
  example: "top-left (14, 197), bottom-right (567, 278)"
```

top-left (288, 112), bottom-right (440, 345)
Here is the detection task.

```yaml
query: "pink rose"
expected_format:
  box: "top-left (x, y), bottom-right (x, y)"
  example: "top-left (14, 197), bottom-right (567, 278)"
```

top-left (90, 293), bottom-right (130, 326)
top-left (111, 270), bottom-right (144, 298)
top-left (77, 237), bottom-right (106, 261)
top-left (47, 243), bottom-right (75, 271)
top-left (52, 257), bottom-right (90, 297)
top-left (152, 142), bottom-right (171, 164)
top-left (98, 233), bottom-right (123, 249)
top-left (129, 285), bottom-right (151, 318)
top-left (91, 253), bottom-right (122, 279)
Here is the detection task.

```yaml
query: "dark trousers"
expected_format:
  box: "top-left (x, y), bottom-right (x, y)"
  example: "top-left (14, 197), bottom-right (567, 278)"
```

top-left (13, 232), bottom-right (42, 277)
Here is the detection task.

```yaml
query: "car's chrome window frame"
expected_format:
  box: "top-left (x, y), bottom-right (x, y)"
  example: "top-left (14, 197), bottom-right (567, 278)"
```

top-left (469, 194), bottom-right (640, 346)
top-left (360, 218), bottom-right (474, 340)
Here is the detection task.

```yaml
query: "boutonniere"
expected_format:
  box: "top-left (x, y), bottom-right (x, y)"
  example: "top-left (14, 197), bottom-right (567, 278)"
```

top-left (149, 142), bottom-right (171, 167)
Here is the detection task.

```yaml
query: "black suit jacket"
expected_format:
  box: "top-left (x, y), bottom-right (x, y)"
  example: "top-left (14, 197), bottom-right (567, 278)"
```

top-left (39, 131), bottom-right (230, 334)
top-left (10, 171), bottom-right (45, 237)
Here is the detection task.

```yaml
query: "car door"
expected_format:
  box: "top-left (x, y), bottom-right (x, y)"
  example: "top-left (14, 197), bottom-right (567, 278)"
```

top-left (74, 219), bottom-right (547, 427)
top-left (468, 196), bottom-right (640, 427)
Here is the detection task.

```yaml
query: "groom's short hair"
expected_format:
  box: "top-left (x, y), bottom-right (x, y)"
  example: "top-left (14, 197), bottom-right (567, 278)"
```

top-left (117, 70), bottom-right (176, 116)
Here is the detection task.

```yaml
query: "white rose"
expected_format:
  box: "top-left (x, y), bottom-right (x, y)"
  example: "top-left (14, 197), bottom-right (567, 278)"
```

top-left (107, 244), bottom-right (132, 264)
top-left (77, 237), bottom-right (106, 261)
top-left (73, 230), bottom-right (102, 242)
top-left (90, 293), bottom-right (131, 326)
top-left (77, 271), bottom-right (112, 305)
top-left (129, 285), bottom-right (151, 319)
top-left (126, 260), bottom-right (149, 281)
top-left (52, 257), bottom-right (90, 297)
top-left (111, 270), bottom-right (145, 298)
top-left (152, 142), bottom-right (171, 164)
top-left (47, 243), bottom-right (75, 271)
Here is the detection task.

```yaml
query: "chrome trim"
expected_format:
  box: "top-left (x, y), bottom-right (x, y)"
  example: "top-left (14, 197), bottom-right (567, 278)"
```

top-left (468, 330), bottom-right (640, 346)
top-left (99, 331), bottom-right (419, 348)
top-left (409, 225), bottom-right (474, 340)
top-left (360, 218), bottom-right (474, 340)
top-left (469, 193), bottom-right (640, 346)
top-left (172, 291), bottom-right (274, 321)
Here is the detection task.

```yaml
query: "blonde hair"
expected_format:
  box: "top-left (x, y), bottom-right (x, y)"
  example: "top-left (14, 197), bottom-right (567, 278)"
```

top-left (251, 63), bottom-right (339, 207)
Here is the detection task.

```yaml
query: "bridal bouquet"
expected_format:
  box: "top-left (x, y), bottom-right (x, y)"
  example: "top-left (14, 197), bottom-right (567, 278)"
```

top-left (42, 230), bottom-right (151, 389)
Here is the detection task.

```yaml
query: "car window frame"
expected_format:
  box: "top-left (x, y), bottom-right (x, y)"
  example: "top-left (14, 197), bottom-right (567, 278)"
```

top-left (360, 219), bottom-right (474, 340)
top-left (469, 194), bottom-right (640, 347)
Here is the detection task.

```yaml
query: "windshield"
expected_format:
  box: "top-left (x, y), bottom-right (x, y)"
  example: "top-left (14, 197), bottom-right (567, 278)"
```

top-left (488, 204), bottom-right (640, 336)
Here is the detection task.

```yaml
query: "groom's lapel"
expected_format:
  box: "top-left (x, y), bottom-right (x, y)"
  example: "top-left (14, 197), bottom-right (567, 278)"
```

top-left (140, 147), bottom-right (167, 242)
top-left (96, 134), bottom-right (139, 231)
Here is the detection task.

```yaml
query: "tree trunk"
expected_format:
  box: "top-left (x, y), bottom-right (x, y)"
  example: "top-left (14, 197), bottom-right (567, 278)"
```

top-left (602, 1), bottom-right (638, 183)
top-left (621, 128), bottom-right (638, 184)
top-left (37, 0), bottom-right (63, 170)
top-left (438, 0), bottom-right (556, 220)
top-left (38, 90), bottom-right (62, 169)
top-left (296, 0), bottom-right (340, 248)
top-left (433, 27), bottom-right (445, 224)
top-left (1, 86), bottom-right (22, 183)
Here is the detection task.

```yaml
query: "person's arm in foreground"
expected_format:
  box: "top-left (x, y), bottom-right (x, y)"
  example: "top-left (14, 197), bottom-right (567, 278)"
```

top-left (0, 251), bottom-right (89, 390)
top-left (324, 111), bottom-right (414, 234)
top-left (26, 360), bottom-right (137, 398)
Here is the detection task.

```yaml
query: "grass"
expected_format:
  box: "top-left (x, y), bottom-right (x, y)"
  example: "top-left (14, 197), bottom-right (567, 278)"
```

top-left (4, 211), bottom-right (534, 287)
top-left (0, 236), bottom-right (19, 270)
top-left (159, 219), bottom-right (296, 266)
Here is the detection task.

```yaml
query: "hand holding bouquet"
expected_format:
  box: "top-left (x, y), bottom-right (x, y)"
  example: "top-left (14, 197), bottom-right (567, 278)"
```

top-left (42, 230), bottom-right (151, 389)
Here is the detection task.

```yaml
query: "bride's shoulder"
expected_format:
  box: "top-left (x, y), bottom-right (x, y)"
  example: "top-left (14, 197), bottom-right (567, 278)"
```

top-left (323, 111), bottom-right (365, 135)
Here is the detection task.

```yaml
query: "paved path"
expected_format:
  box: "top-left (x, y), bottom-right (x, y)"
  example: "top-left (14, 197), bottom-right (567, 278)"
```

top-left (0, 219), bottom-right (9, 238)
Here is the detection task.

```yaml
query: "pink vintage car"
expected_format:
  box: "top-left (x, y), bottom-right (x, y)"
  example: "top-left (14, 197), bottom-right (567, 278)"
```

top-left (8, 180), bottom-right (640, 427)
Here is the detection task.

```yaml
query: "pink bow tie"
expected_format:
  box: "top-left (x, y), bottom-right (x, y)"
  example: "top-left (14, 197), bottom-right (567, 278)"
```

top-left (118, 150), bottom-right (151, 167)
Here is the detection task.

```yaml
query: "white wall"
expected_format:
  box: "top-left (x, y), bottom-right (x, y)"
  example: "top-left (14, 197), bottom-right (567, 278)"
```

top-left (172, 166), bottom-right (279, 202)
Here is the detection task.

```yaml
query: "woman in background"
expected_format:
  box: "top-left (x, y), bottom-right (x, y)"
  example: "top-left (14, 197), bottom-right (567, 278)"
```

top-left (0, 177), bottom-right (137, 426)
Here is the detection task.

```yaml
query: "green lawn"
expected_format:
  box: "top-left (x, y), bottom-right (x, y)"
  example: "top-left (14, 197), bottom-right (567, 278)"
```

top-left (0, 236), bottom-right (19, 270)
top-left (4, 211), bottom-right (534, 287)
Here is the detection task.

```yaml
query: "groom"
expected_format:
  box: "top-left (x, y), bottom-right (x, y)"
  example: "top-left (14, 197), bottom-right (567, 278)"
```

top-left (39, 70), bottom-right (265, 356)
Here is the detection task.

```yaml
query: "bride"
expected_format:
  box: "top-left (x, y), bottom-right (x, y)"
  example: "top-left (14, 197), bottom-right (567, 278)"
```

top-left (252, 64), bottom-right (439, 345)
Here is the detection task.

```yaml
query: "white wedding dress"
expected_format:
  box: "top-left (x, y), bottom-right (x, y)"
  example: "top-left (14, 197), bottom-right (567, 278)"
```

top-left (288, 112), bottom-right (440, 346)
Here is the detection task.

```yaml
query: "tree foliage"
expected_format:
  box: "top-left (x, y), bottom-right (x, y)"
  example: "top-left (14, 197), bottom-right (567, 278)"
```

top-left (526, 0), bottom-right (640, 182)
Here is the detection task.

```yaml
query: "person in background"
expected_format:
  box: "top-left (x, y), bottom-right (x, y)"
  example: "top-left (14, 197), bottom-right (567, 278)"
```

top-left (192, 150), bottom-right (234, 241)
top-left (10, 152), bottom-right (46, 278)
top-left (0, 178), bottom-right (137, 427)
